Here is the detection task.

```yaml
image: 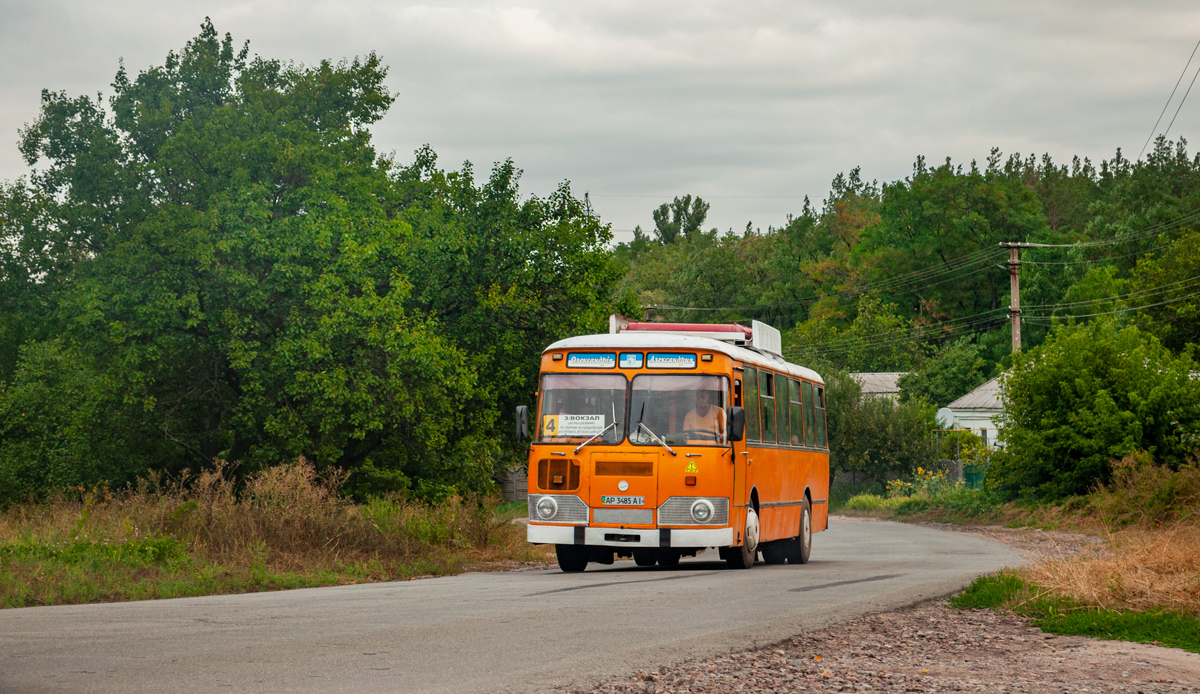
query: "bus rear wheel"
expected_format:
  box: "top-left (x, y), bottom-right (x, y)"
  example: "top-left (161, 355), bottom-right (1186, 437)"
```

top-left (785, 499), bottom-right (812, 565)
top-left (555, 544), bottom-right (589, 572)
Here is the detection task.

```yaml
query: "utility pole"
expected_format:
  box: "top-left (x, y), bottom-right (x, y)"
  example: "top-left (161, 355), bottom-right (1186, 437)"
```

top-left (999, 242), bottom-right (1030, 353)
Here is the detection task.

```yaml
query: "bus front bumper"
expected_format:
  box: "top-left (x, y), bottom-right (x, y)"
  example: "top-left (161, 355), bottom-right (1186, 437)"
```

top-left (527, 524), bottom-right (734, 548)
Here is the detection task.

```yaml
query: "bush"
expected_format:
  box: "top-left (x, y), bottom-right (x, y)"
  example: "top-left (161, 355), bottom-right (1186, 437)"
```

top-left (990, 321), bottom-right (1200, 500)
top-left (825, 370), bottom-right (938, 484)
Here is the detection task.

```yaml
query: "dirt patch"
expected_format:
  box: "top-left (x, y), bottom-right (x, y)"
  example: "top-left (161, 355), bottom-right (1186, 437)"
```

top-left (577, 601), bottom-right (1200, 693)
top-left (913, 520), bottom-right (1106, 561)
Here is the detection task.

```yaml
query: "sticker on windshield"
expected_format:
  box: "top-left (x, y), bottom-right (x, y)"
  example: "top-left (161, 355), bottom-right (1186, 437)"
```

top-left (542, 414), bottom-right (605, 437)
top-left (646, 353), bottom-right (697, 369)
top-left (619, 352), bottom-right (644, 369)
top-left (567, 352), bottom-right (616, 369)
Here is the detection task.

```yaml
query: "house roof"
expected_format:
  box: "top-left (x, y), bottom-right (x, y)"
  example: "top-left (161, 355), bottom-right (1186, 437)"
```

top-left (947, 376), bottom-right (1003, 411)
top-left (849, 372), bottom-right (907, 395)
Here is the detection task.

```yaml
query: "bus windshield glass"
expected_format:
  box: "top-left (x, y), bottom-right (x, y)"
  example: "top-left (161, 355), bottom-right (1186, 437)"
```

top-left (538, 373), bottom-right (627, 442)
top-left (629, 375), bottom-right (729, 446)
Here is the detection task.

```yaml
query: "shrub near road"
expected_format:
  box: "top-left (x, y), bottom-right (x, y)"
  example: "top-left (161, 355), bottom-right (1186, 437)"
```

top-left (991, 321), bottom-right (1200, 500)
top-left (0, 460), bottom-right (549, 608)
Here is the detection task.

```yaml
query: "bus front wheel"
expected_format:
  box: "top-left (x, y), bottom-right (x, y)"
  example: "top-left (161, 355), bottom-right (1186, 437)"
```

top-left (555, 544), bottom-right (588, 572)
top-left (726, 507), bottom-right (759, 569)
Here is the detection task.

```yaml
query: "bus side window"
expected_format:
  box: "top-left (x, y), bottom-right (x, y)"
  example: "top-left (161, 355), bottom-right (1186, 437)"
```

top-left (743, 366), bottom-right (760, 441)
top-left (789, 378), bottom-right (803, 446)
top-left (775, 373), bottom-right (788, 446)
top-left (815, 385), bottom-right (828, 448)
top-left (759, 370), bottom-right (776, 444)
top-left (802, 381), bottom-right (816, 447)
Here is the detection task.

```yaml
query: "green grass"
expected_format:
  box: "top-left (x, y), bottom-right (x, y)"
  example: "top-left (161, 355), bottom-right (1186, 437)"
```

top-left (834, 485), bottom-right (1009, 523)
top-left (841, 494), bottom-right (908, 511)
top-left (951, 571), bottom-right (1200, 653)
top-left (829, 481), bottom-right (885, 511)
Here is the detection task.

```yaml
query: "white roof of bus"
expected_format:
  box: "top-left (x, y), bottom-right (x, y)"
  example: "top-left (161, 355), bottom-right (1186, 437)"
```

top-left (545, 333), bottom-right (825, 384)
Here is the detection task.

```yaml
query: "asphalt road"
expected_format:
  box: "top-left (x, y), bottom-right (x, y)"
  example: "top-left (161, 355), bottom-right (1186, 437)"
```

top-left (0, 517), bottom-right (1025, 694)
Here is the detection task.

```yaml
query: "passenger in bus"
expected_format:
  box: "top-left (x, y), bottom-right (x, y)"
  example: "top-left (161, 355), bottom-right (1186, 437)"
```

top-left (683, 390), bottom-right (725, 443)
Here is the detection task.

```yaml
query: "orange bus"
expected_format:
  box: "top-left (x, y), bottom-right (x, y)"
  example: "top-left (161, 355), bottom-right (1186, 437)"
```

top-left (517, 316), bottom-right (829, 572)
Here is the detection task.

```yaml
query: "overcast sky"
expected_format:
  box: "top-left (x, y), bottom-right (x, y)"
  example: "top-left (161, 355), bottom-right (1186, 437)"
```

top-left (2, 1), bottom-right (1199, 241)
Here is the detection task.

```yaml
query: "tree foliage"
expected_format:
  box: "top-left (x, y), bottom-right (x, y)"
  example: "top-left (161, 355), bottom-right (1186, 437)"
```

top-left (990, 322), bottom-right (1200, 499)
top-left (824, 371), bottom-right (937, 484)
top-left (0, 20), bottom-right (632, 502)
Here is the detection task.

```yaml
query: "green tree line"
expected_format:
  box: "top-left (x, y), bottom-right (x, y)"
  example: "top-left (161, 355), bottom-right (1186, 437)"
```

top-left (0, 21), bottom-right (635, 503)
top-left (4, 20), bottom-right (1200, 504)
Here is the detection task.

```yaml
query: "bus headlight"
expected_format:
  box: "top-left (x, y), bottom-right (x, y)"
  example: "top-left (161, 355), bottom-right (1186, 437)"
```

top-left (690, 499), bottom-right (715, 523)
top-left (536, 496), bottom-right (559, 520)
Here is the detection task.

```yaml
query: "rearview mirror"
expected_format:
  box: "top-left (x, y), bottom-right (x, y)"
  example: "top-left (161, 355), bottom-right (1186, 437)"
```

top-left (726, 406), bottom-right (745, 442)
top-left (515, 405), bottom-right (529, 442)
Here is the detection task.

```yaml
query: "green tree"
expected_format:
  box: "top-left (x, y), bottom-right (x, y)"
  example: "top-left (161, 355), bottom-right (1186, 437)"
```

top-left (0, 20), bottom-right (488, 500)
top-left (389, 148), bottom-right (638, 465)
top-left (898, 338), bottom-right (990, 408)
top-left (651, 194), bottom-right (710, 245)
top-left (990, 321), bottom-right (1200, 499)
top-left (824, 370), bottom-right (937, 484)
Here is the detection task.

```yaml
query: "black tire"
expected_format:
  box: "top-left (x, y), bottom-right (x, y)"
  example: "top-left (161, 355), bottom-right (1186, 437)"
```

top-left (657, 550), bottom-right (681, 567)
top-left (761, 542), bottom-right (787, 565)
top-left (785, 498), bottom-right (812, 565)
top-left (633, 549), bottom-right (658, 567)
top-left (555, 544), bottom-right (589, 573)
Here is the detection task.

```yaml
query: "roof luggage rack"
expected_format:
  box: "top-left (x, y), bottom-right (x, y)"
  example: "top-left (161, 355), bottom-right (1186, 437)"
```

top-left (608, 314), bottom-right (783, 358)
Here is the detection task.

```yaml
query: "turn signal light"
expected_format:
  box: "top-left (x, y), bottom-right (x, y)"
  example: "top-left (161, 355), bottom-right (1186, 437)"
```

top-left (685, 476), bottom-right (697, 486)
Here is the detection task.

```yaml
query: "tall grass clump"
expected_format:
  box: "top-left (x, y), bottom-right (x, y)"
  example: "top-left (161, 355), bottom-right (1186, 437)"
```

top-left (0, 459), bottom-right (548, 607)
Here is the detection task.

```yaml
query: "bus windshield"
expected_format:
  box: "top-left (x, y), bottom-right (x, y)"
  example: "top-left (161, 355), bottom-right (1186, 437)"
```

top-left (629, 374), bottom-right (729, 447)
top-left (538, 373), bottom-right (627, 442)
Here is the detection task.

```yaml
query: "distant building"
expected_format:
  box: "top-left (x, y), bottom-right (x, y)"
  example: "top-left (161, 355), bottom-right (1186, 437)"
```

top-left (944, 376), bottom-right (1004, 447)
top-left (849, 372), bottom-right (908, 401)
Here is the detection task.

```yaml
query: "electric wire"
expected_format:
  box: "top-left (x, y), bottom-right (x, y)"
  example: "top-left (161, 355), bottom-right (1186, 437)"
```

top-left (1023, 288), bottom-right (1200, 321)
top-left (1164, 55), bottom-right (1200, 142)
top-left (1139, 35), bottom-right (1200, 161)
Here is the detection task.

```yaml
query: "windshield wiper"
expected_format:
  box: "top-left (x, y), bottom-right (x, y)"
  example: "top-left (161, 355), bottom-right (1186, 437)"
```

top-left (573, 421), bottom-right (619, 454)
top-left (635, 402), bottom-right (676, 456)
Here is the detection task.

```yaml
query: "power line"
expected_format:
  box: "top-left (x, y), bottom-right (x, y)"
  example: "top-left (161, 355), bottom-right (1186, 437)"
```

top-left (1024, 288), bottom-right (1200, 320)
top-left (1139, 35), bottom-right (1200, 160)
top-left (1165, 56), bottom-right (1200, 143)
top-left (1022, 273), bottom-right (1200, 311)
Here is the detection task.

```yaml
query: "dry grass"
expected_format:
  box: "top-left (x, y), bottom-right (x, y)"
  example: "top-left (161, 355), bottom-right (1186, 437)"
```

top-left (1027, 524), bottom-right (1200, 617)
top-left (0, 459), bottom-right (552, 607)
top-left (1017, 456), bottom-right (1200, 617)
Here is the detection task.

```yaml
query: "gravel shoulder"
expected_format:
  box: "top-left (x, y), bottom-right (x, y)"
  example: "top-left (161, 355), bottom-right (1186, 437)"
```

top-left (573, 517), bottom-right (1200, 694)
top-left (582, 601), bottom-right (1200, 694)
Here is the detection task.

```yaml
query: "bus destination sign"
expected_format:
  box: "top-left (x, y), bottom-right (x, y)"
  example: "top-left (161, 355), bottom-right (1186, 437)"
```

top-left (566, 352), bottom-right (616, 369)
top-left (646, 353), bottom-right (697, 369)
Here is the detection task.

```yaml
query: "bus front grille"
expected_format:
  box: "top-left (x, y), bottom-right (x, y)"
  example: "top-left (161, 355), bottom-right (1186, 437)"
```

top-left (593, 508), bottom-right (654, 525)
top-left (658, 497), bottom-right (730, 526)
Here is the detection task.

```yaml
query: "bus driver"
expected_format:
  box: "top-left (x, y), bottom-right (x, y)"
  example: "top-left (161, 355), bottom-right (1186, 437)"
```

top-left (683, 390), bottom-right (725, 443)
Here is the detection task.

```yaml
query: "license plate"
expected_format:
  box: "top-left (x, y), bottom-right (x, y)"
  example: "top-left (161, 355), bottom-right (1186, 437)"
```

top-left (601, 495), bottom-right (644, 506)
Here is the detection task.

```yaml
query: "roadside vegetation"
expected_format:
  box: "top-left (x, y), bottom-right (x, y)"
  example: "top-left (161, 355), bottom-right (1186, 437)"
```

top-left (0, 459), bottom-right (550, 608)
top-left (834, 455), bottom-right (1200, 651)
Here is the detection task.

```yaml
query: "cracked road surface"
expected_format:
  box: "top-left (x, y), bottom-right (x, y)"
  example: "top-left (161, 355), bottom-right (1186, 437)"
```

top-left (0, 517), bottom-right (1024, 693)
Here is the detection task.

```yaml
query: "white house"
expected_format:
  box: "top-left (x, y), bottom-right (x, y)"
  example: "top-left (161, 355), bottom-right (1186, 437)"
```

top-left (943, 376), bottom-right (1004, 447)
